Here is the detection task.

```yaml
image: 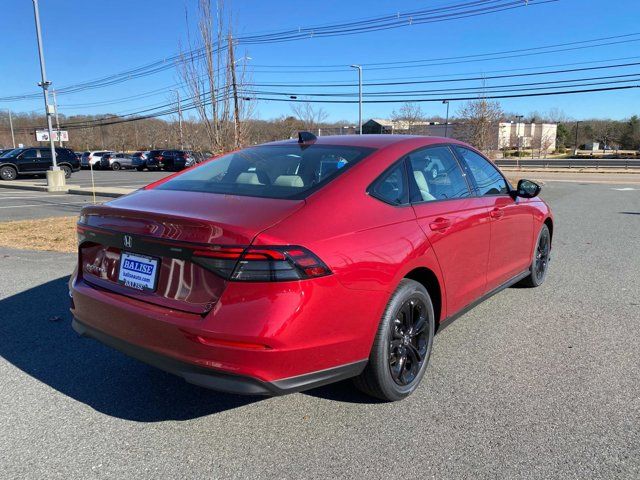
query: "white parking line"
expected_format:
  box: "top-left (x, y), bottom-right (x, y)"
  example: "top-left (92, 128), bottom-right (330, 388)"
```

top-left (0, 202), bottom-right (95, 209)
top-left (0, 195), bottom-right (68, 200)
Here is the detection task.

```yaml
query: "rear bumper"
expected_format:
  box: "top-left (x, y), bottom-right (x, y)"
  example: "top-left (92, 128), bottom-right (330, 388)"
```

top-left (69, 271), bottom-right (383, 394)
top-left (72, 317), bottom-right (366, 395)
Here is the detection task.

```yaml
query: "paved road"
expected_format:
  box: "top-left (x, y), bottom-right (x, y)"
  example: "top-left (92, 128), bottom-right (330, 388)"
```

top-left (508, 171), bottom-right (640, 185)
top-left (0, 182), bottom-right (639, 479)
top-left (0, 189), bottom-right (113, 221)
top-left (8, 167), bottom-right (639, 196)
top-left (496, 157), bottom-right (640, 169)
top-left (66, 168), bottom-right (170, 189)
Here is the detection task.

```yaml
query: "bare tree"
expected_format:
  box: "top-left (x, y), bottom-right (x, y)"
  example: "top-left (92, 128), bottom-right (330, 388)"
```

top-left (454, 98), bottom-right (504, 152)
top-left (290, 102), bottom-right (328, 132)
top-left (390, 102), bottom-right (426, 133)
top-left (178, 0), bottom-right (251, 153)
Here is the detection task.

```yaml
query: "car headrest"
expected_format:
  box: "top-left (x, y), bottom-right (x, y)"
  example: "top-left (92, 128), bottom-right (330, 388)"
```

top-left (235, 172), bottom-right (264, 185)
top-left (273, 175), bottom-right (304, 187)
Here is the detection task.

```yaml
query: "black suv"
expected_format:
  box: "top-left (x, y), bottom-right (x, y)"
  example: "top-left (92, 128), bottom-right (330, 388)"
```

top-left (146, 150), bottom-right (194, 171)
top-left (0, 147), bottom-right (80, 181)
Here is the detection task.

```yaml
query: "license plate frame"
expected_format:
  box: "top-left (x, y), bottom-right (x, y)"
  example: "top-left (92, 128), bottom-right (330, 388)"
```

top-left (118, 251), bottom-right (160, 292)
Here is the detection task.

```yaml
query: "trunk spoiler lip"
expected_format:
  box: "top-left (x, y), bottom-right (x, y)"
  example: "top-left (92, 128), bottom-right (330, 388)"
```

top-left (78, 197), bottom-right (308, 248)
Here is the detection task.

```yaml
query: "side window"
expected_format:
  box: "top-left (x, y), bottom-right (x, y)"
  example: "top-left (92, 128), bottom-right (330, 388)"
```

top-left (369, 162), bottom-right (408, 206)
top-left (22, 149), bottom-right (38, 159)
top-left (406, 145), bottom-right (471, 202)
top-left (455, 147), bottom-right (508, 196)
top-left (39, 149), bottom-right (50, 159)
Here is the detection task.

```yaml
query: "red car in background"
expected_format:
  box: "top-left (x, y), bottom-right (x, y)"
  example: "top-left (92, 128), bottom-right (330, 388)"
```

top-left (70, 133), bottom-right (553, 401)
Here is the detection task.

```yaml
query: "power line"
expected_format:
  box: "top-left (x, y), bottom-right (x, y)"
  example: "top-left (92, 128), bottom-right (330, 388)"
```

top-left (0, 0), bottom-right (558, 102)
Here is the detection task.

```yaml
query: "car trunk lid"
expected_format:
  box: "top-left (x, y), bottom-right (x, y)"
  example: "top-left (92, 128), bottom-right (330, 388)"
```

top-left (77, 189), bottom-right (305, 314)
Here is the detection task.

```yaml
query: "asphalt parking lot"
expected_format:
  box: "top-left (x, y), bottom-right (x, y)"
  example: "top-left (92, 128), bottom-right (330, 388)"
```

top-left (0, 181), bottom-right (639, 479)
top-left (0, 189), bottom-right (113, 221)
top-left (65, 168), bottom-right (169, 189)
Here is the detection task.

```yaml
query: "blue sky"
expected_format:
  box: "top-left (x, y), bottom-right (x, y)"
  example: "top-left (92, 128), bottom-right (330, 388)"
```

top-left (1, 0), bottom-right (640, 123)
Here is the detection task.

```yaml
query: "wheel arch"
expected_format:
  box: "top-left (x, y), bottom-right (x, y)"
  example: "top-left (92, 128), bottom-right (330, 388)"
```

top-left (0, 162), bottom-right (19, 171)
top-left (543, 216), bottom-right (553, 243)
top-left (404, 267), bottom-right (443, 325)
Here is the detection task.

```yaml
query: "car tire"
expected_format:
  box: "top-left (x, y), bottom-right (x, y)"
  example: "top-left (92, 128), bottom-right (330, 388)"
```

top-left (61, 165), bottom-right (72, 179)
top-left (354, 278), bottom-right (435, 401)
top-left (519, 224), bottom-right (551, 287)
top-left (0, 165), bottom-right (17, 181)
top-left (112, 162), bottom-right (121, 171)
top-left (136, 166), bottom-right (144, 172)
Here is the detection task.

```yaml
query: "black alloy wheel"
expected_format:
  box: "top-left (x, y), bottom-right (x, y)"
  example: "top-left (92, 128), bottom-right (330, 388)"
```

top-left (0, 165), bottom-right (17, 181)
top-left (389, 297), bottom-right (429, 386)
top-left (519, 224), bottom-right (551, 287)
top-left (354, 279), bottom-right (435, 401)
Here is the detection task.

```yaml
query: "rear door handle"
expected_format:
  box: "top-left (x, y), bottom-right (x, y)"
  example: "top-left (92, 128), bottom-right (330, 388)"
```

top-left (490, 207), bottom-right (505, 219)
top-left (429, 217), bottom-right (452, 231)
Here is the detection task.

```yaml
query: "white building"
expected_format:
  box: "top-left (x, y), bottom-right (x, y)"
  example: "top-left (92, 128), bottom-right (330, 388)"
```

top-left (498, 122), bottom-right (557, 152)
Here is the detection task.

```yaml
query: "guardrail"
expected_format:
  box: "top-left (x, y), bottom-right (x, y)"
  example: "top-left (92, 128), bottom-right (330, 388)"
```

top-left (494, 158), bottom-right (640, 169)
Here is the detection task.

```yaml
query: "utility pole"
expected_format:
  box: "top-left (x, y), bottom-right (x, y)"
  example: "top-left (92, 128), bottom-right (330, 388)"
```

top-left (350, 65), bottom-right (363, 134)
top-left (574, 120), bottom-right (581, 155)
top-left (228, 34), bottom-right (241, 148)
top-left (52, 88), bottom-right (62, 146)
top-left (32, 0), bottom-right (58, 171)
top-left (174, 90), bottom-right (184, 150)
top-left (442, 100), bottom-right (450, 137)
top-left (7, 109), bottom-right (16, 148)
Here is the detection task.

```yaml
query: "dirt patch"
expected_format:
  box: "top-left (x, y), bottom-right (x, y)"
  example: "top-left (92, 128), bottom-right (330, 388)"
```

top-left (0, 216), bottom-right (77, 253)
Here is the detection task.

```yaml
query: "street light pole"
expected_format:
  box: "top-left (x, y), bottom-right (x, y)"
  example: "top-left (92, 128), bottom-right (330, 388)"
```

top-left (442, 100), bottom-right (450, 137)
top-left (350, 65), bottom-right (362, 134)
top-left (32, 0), bottom-right (58, 173)
top-left (574, 120), bottom-right (581, 155)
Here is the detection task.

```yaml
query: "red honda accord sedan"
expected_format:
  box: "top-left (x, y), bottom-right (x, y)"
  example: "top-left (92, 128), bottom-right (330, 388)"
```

top-left (70, 133), bottom-right (552, 401)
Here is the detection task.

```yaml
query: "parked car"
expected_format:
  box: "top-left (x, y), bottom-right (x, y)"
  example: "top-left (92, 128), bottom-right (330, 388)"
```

top-left (131, 151), bottom-right (150, 171)
top-left (99, 152), bottom-right (133, 170)
top-left (71, 134), bottom-right (553, 401)
top-left (81, 150), bottom-right (114, 169)
top-left (0, 147), bottom-right (79, 180)
top-left (146, 149), bottom-right (193, 171)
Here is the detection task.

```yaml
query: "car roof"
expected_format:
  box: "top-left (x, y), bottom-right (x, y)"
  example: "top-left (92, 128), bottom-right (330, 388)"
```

top-left (263, 134), bottom-right (467, 149)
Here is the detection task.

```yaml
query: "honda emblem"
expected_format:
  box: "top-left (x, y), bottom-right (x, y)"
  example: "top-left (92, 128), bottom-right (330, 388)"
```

top-left (123, 235), bottom-right (133, 249)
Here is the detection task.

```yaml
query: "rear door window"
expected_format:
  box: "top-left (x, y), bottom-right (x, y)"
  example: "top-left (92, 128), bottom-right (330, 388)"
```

top-left (406, 145), bottom-right (471, 202)
top-left (157, 144), bottom-right (375, 199)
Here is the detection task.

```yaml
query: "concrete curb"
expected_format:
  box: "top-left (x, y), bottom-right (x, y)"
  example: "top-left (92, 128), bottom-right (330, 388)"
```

top-left (0, 180), bottom-right (134, 198)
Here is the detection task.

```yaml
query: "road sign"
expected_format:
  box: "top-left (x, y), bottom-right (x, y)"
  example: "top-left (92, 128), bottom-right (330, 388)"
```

top-left (35, 130), bottom-right (68, 142)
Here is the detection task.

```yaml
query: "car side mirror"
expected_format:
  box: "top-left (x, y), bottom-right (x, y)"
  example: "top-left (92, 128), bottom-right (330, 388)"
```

top-left (515, 179), bottom-right (541, 198)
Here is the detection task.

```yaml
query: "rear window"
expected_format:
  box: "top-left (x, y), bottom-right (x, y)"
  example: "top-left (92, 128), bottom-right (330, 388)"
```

top-left (156, 144), bottom-right (375, 199)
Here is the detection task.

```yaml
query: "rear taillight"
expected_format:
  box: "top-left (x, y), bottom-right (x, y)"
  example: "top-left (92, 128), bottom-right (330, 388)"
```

top-left (193, 246), bottom-right (331, 281)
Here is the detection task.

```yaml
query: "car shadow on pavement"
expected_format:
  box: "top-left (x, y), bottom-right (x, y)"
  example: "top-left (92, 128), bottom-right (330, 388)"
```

top-left (0, 276), bottom-right (262, 422)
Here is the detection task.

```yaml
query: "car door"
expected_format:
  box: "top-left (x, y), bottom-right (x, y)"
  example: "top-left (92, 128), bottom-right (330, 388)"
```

top-left (453, 146), bottom-right (534, 290)
top-left (17, 148), bottom-right (40, 172)
top-left (407, 145), bottom-right (491, 316)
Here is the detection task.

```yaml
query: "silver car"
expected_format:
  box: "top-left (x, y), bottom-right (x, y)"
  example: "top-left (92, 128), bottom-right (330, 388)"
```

top-left (99, 152), bottom-right (134, 170)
